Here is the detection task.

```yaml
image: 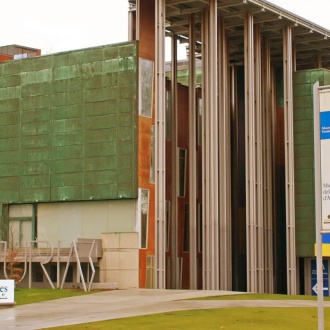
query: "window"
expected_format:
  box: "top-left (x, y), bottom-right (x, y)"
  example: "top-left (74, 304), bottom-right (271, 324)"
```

top-left (166, 90), bottom-right (172, 139)
top-left (8, 204), bottom-right (35, 248)
top-left (198, 204), bottom-right (203, 253)
top-left (150, 125), bottom-right (155, 183)
top-left (183, 204), bottom-right (189, 252)
top-left (178, 148), bottom-right (187, 197)
top-left (197, 97), bottom-right (203, 146)
top-left (140, 189), bottom-right (149, 249)
top-left (139, 58), bottom-right (154, 118)
top-left (166, 201), bottom-right (171, 252)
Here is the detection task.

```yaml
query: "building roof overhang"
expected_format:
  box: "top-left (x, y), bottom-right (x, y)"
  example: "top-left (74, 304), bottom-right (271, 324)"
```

top-left (130, 0), bottom-right (330, 70)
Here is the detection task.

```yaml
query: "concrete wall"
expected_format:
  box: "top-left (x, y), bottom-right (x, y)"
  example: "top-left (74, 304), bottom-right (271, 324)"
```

top-left (37, 200), bottom-right (137, 247)
top-left (100, 232), bottom-right (139, 289)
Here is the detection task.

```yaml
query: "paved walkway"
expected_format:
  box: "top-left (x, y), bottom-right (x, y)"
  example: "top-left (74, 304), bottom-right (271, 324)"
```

top-left (1, 289), bottom-right (330, 329)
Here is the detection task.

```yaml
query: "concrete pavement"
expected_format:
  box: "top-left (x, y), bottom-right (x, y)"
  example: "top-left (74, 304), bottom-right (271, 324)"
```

top-left (0, 289), bottom-right (329, 329)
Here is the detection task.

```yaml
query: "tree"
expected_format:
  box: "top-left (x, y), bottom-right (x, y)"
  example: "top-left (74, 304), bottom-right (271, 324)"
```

top-left (6, 224), bottom-right (23, 284)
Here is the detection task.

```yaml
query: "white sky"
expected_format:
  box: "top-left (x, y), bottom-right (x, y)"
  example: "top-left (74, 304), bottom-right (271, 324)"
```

top-left (1, 0), bottom-right (330, 56)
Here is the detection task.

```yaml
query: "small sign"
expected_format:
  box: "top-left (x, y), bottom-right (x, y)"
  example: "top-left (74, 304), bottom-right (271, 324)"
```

top-left (312, 280), bottom-right (329, 295)
top-left (0, 280), bottom-right (15, 305)
top-left (311, 259), bottom-right (329, 296)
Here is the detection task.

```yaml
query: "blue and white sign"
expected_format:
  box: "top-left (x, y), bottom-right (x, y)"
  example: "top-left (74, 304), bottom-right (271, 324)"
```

top-left (0, 279), bottom-right (14, 305)
top-left (319, 96), bottom-right (330, 231)
top-left (311, 259), bottom-right (329, 296)
top-left (320, 111), bottom-right (330, 140)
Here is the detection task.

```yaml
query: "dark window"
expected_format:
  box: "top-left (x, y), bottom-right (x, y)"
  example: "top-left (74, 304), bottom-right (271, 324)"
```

top-left (178, 149), bottom-right (187, 197)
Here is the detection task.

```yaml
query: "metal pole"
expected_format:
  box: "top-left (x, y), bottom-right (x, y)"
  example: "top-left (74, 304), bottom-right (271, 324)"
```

top-left (155, 0), bottom-right (166, 289)
top-left (170, 33), bottom-right (179, 289)
top-left (283, 26), bottom-right (296, 295)
top-left (201, 7), bottom-right (209, 290)
top-left (313, 81), bottom-right (324, 330)
top-left (218, 15), bottom-right (232, 291)
top-left (29, 242), bottom-right (32, 289)
top-left (209, 0), bottom-right (219, 291)
top-left (188, 13), bottom-right (197, 290)
top-left (244, 11), bottom-right (257, 293)
top-left (57, 240), bottom-right (60, 289)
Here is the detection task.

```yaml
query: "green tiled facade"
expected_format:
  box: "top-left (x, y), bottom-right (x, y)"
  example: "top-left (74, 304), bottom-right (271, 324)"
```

top-left (0, 42), bottom-right (138, 203)
top-left (293, 68), bottom-right (330, 256)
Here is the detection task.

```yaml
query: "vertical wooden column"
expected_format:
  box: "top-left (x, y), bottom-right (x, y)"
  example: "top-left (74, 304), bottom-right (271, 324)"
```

top-left (283, 26), bottom-right (297, 295)
top-left (170, 33), bottom-right (179, 289)
top-left (202, 0), bottom-right (219, 290)
top-left (218, 16), bottom-right (232, 291)
top-left (244, 12), bottom-right (257, 293)
top-left (155, 0), bottom-right (166, 289)
top-left (188, 14), bottom-right (197, 290)
top-left (262, 39), bottom-right (274, 293)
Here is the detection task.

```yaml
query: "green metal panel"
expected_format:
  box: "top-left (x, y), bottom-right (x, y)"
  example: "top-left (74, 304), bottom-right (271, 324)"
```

top-left (0, 41), bottom-right (138, 204)
top-left (293, 68), bottom-right (330, 256)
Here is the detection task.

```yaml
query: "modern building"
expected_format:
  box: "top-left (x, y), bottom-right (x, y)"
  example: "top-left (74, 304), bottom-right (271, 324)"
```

top-left (0, 0), bottom-right (330, 294)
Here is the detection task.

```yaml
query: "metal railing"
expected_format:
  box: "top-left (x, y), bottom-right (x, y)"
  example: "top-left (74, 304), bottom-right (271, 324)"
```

top-left (0, 239), bottom-right (101, 291)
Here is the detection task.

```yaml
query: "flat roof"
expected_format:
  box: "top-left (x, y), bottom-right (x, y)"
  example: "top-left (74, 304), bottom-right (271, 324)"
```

top-left (131, 0), bottom-right (330, 69)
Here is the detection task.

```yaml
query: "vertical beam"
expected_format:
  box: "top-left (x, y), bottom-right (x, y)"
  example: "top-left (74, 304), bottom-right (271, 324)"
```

top-left (262, 39), bottom-right (274, 293)
top-left (128, 3), bottom-right (136, 41)
top-left (188, 14), bottom-right (198, 290)
top-left (316, 53), bottom-right (323, 69)
top-left (218, 16), bottom-right (232, 291)
top-left (32, 204), bottom-right (37, 241)
top-left (171, 33), bottom-right (179, 289)
top-left (292, 43), bottom-right (297, 72)
top-left (136, 0), bottom-right (140, 40)
top-left (155, 0), bottom-right (166, 289)
top-left (202, 0), bottom-right (219, 290)
top-left (244, 12), bottom-right (257, 293)
top-left (208, 0), bottom-right (219, 291)
top-left (201, 6), bottom-right (209, 291)
top-left (283, 26), bottom-right (297, 295)
top-left (254, 24), bottom-right (264, 293)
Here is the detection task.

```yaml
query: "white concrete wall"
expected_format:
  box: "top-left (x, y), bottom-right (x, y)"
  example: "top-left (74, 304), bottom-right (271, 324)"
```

top-left (37, 200), bottom-right (137, 247)
top-left (99, 232), bottom-right (139, 289)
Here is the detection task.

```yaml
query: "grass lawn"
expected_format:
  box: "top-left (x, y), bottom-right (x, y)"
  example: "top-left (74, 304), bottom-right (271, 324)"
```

top-left (191, 293), bottom-right (330, 301)
top-left (14, 288), bottom-right (99, 306)
top-left (45, 307), bottom-right (330, 330)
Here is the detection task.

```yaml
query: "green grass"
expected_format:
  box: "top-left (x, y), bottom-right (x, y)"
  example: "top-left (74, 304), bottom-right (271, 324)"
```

top-left (45, 307), bottom-right (330, 330)
top-left (191, 293), bottom-right (330, 301)
top-left (14, 288), bottom-right (99, 306)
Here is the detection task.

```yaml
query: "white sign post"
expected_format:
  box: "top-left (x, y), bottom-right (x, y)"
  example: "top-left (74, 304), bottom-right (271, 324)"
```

top-left (0, 279), bottom-right (15, 305)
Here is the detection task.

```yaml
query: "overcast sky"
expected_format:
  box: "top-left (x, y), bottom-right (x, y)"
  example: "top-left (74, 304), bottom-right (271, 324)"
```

top-left (1, 0), bottom-right (330, 56)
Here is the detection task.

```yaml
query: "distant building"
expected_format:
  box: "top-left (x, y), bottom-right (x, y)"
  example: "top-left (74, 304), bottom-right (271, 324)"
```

top-left (0, 0), bottom-right (330, 295)
top-left (0, 45), bottom-right (41, 62)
